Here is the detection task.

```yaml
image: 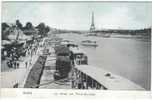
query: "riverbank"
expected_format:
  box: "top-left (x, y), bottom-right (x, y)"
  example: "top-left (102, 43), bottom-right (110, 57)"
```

top-left (1, 45), bottom-right (42, 88)
top-left (1, 55), bottom-right (38, 88)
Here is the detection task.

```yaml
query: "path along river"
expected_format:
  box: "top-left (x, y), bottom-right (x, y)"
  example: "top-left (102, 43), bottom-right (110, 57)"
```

top-left (57, 33), bottom-right (151, 90)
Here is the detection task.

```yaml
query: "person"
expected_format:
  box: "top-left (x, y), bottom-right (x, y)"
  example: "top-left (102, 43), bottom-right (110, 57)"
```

top-left (7, 61), bottom-right (11, 68)
top-left (30, 58), bottom-right (32, 65)
top-left (25, 61), bottom-right (28, 68)
top-left (28, 50), bottom-right (30, 55)
top-left (70, 51), bottom-right (74, 65)
top-left (76, 55), bottom-right (81, 65)
top-left (14, 61), bottom-right (16, 69)
top-left (17, 62), bottom-right (19, 69)
top-left (30, 50), bottom-right (33, 57)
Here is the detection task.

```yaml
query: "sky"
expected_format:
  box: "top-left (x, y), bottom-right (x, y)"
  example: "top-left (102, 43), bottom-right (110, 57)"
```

top-left (2, 2), bottom-right (152, 30)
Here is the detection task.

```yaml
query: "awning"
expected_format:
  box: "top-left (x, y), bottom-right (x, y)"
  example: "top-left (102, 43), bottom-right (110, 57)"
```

top-left (55, 45), bottom-right (70, 55)
top-left (69, 47), bottom-right (86, 55)
top-left (75, 65), bottom-right (145, 90)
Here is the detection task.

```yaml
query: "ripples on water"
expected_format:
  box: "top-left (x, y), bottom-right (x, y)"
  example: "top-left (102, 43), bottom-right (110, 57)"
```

top-left (57, 33), bottom-right (151, 90)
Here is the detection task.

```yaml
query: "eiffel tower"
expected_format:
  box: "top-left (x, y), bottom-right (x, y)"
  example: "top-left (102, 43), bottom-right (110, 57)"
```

top-left (90, 12), bottom-right (95, 32)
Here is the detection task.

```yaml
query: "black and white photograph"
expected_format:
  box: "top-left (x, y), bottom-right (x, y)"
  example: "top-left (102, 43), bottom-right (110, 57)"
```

top-left (1, 1), bottom-right (151, 91)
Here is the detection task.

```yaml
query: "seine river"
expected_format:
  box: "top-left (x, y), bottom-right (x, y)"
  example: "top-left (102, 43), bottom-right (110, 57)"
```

top-left (57, 33), bottom-right (151, 90)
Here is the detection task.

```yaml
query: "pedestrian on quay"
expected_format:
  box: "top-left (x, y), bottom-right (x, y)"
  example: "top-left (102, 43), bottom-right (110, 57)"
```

top-left (17, 62), bottom-right (19, 69)
top-left (30, 50), bottom-right (33, 57)
top-left (33, 48), bottom-right (36, 55)
top-left (28, 50), bottom-right (30, 55)
top-left (70, 51), bottom-right (74, 65)
top-left (30, 58), bottom-right (32, 65)
top-left (25, 61), bottom-right (28, 68)
top-left (14, 61), bottom-right (17, 69)
top-left (7, 61), bottom-right (11, 68)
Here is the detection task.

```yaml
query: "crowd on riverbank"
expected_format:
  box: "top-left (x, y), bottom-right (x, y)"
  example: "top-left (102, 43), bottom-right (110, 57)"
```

top-left (1, 20), bottom-right (50, 72)
top-left (1, 37), bottom-right (45, 88)
top-left (1, 20), bottom-right (50, 88)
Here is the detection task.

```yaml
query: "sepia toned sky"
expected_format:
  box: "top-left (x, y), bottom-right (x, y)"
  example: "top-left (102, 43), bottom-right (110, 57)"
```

top-left (2, 2), bottom-right (152, 30)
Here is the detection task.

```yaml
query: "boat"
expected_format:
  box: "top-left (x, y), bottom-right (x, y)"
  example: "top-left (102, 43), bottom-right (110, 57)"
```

top-left (81, 40), bottom-right (98, 47)
top-left (102, 33), bottom-right (111, 38)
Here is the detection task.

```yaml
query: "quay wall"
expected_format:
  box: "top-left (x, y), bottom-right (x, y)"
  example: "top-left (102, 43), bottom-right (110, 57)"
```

top-left (24, 56), bottom-right (47, 88)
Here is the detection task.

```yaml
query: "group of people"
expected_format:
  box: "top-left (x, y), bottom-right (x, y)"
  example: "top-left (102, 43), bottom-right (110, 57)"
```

top-left (6, 47), bottom-right (21, 69)
top-left (7, 59), bottom-right (20, 69)
top-left (5, 39), bottom-right (40, 70)
top-left (24, 41), bottom-right (39, 68)
top-left (25, 44), bottom-right (38, 57)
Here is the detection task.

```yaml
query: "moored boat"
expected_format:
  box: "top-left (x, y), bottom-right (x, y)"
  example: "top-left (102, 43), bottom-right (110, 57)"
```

top-left (81, 40), bottom-right (98, 47)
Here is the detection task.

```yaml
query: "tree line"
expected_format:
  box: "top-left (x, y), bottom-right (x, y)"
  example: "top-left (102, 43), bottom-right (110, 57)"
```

top-left (2, 20), bottom-right (51, 40)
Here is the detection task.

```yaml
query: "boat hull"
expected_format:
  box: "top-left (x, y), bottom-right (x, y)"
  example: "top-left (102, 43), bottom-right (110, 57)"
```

top-left (81, 43), bottom-right (98, 47)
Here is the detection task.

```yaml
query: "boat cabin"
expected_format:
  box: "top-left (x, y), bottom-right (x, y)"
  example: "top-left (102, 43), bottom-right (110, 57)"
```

top-left (60, 40), bottom-right (77, 47)
top-left (69, 47), bottom-right (88, 65)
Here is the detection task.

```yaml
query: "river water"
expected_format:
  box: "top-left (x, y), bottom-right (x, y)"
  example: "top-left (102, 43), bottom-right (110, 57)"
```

top-left (57, 33), bottom-right (151, 90)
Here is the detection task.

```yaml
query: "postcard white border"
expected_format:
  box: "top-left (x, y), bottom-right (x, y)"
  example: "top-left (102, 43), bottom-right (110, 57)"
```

top-left (0, 0), bottom-right (152, 100)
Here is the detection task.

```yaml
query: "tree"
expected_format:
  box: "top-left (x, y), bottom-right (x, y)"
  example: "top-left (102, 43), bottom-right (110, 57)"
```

top-left (45, 26), bottom-right (50, 33)
top-left (36, 23), bottom-right (45, 30)
top-left (2, 23), bottom-right (10, 40)
top-left (25, 22), bottom-right (33, 29)
top-left (2, 22), bottom-right (9, 31)
top-left (16, 20), bottom-right (23, 30)
top-left (36, 23), bottom-right (46, 37)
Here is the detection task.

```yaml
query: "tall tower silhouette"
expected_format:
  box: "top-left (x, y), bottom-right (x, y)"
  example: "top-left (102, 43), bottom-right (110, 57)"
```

top-left (90, 12), bottom-right (95, 32)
